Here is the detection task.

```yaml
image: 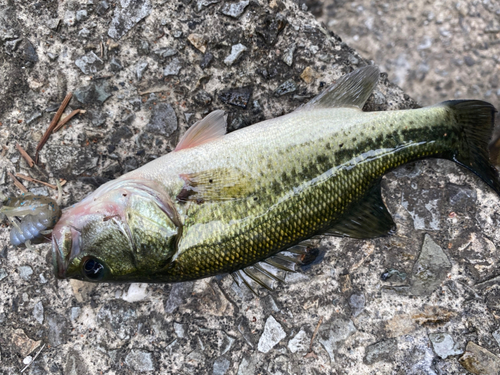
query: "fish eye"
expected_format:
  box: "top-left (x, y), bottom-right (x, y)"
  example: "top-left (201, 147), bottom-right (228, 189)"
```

top-left (82, 257), bottom-right (106, 281)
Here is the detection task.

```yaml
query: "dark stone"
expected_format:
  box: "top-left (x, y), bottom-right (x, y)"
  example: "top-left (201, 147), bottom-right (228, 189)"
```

top-left (78, 176), bottom-right (112, 188)
top-left (274, 79), bottom-right (297, 96)
top-left (256, 13), bottom-right (287, 45)
top-left (145, 103), bottom-right (178, 137)
top-left (257, 66), bottom-right (279, 80)
top-left (194, 90), bottom-right (213, 106)
top-left (138, 40), bottom-right (150, 55)
top-left (122, 157), bottom-right (139, 173)
top-left (22, 39), bottom-right (38, 62)
top-left (97, 300), bottom-right (138, 339)
top-left (380, 269), bottom-right (407, 282)
top-left (75, 51), bottom-right (104, 74)
top-left (45, 102), bottom-right (61, 112)
top-left (5, 38), bottom-right (21, 54)
top-left (154, 48), bottom-right (177, 59)
top-left (109, 57), bottom-right (123, 72)
top-left (464, 56), bottom-right (475, 67)
top-left (110, 126), bottom-right (134, 145)
top-left (0, 246), bottom-right (7, 259)
top-left (364, 339), bottom-right (398, 364)
top-left (96, 1), bottom-right (110, 16)
top-left (200, 52), bottom-right (213, 69)
top-left (411, 234), bottom-right (451, 296)
top-left (108, 0), bottom-right (153, 40)
top-left (130, 97), bottom-right (142, 111)
top-left (88, 109), bottom-right (107, 127)
top-left (228, 113), bottom-right (249, 131)
top-left (65, 349), bottom-right (88, 375)
top-left (165, 282), bottom-right (194, 313)
top-left (219, 86), bottom-right (253, 108)
top-left (74, 81), bottom-right (112, 105)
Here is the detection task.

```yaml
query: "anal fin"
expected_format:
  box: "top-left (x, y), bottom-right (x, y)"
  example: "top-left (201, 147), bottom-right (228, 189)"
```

top-left (230, 246), bottom-right (321, 295)
top-left (325, 180), bottom-right (395, 239)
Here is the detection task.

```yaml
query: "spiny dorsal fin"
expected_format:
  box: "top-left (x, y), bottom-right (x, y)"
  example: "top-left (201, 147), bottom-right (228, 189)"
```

top-left (298, 65), bottom-right (380, 111)
top-left (175, 110), bottom-right (227, 151)
top-left (325, 179), bottom-right (396, 238)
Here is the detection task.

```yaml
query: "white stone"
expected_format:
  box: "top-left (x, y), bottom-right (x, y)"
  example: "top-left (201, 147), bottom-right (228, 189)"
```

top-left (288, 328), bottom-right (309, 353)
top-left (122, 283), bottom-right (148, 302)
top-left (224, 44), bottom-right (247, 66)
top-left (258, 315), bottom-right (286, 353)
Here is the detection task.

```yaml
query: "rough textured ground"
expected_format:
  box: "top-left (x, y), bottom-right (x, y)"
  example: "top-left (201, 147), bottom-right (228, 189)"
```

top-left (0, 0), bottom-right (500, 374)
top-left (318, 0), bottom-right (500, 107)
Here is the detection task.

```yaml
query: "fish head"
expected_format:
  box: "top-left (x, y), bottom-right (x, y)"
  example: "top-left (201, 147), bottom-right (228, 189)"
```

top-left (51, 178), bottom-right (180, 282)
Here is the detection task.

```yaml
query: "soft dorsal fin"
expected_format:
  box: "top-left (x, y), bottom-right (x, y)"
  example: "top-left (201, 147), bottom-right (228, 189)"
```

top-left (325, 179), bottom-right (396, 238)
top-left (175, 110), bottom-right (227, 151)
top-left (298, 65), bottom-right (380, 111)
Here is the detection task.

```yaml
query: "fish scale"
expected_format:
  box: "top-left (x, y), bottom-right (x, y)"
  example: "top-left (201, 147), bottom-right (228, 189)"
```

top-left (50, 66), bottom-right (500, 284)
top-left (165, 117), bottom-right (453, 280)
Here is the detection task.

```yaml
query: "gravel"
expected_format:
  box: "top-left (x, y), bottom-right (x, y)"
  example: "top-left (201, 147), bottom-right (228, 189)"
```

top-left (0, 0), bottom-right (499, 374)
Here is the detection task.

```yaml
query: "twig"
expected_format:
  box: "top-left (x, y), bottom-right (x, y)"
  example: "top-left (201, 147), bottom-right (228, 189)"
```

top-left (306, 316), bottom-right (323, 355)
top-left (8, 172), bottom-right (28, 193)
top-left (20, 344), bottom-right (45, 373)
top-left (138, 86), bottom-right (170, 95)
top-left (15, 144), bottom-right (35, 167)
top-left (35, 92), bottom-right (72, 164)
top-left (15, 174), bottom-right (57, 190)
top-left (53, 109), bottom-right (85, 133)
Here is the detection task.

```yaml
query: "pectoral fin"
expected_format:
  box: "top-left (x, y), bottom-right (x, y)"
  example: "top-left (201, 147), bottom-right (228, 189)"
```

top-left (325, 180), bottom-right (396, 238)
top-left (176, 168), bottom-right (252, 203)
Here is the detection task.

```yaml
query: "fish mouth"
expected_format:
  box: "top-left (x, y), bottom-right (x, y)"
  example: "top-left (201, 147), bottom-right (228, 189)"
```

top-left (51, 223), bottom-right (82, 279)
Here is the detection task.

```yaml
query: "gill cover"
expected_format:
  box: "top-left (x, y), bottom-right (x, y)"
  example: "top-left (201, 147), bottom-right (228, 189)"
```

top-left (52, 178), bottom-right (181, 282)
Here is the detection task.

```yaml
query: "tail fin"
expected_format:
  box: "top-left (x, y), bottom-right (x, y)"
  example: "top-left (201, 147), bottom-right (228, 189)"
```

top-left (444, 100), bottom-right (500, 196)
top-left (488, 125), bottom-right (500, 166)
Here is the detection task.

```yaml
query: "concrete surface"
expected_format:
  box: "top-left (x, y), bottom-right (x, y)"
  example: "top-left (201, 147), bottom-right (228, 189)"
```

top-left (0, 0), bottom-right (499, 374)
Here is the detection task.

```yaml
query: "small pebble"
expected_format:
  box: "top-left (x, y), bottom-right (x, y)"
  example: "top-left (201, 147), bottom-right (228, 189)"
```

top-left (224, 44), bottom-right (247, 66)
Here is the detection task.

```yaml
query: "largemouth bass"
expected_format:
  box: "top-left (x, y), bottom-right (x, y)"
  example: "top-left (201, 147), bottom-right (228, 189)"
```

top-left (51, 66), bottom-right (499, 287)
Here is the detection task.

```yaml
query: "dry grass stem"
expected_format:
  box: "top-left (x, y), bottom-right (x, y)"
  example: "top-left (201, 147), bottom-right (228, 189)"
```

top-left (53, 109), bottom-right (85, 133)
top-left (138, 86), bottom-right (170, 95)
top-left (306, 315), bottom-right (324, 356)
top-left (21, 344), bottom-right (45, 373)
top-left (8, 172), bottom-right (28, 193)
top-left (15, 143), bottom-right (35, 167)
top-left (15, 174), bottom-right (58, 190)
top-left (35, 92), bottom-right (72, 163)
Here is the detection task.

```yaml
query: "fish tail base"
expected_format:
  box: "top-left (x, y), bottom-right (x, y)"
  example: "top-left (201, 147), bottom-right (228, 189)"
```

top-left (444, 100), bottom-right (500, 195)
